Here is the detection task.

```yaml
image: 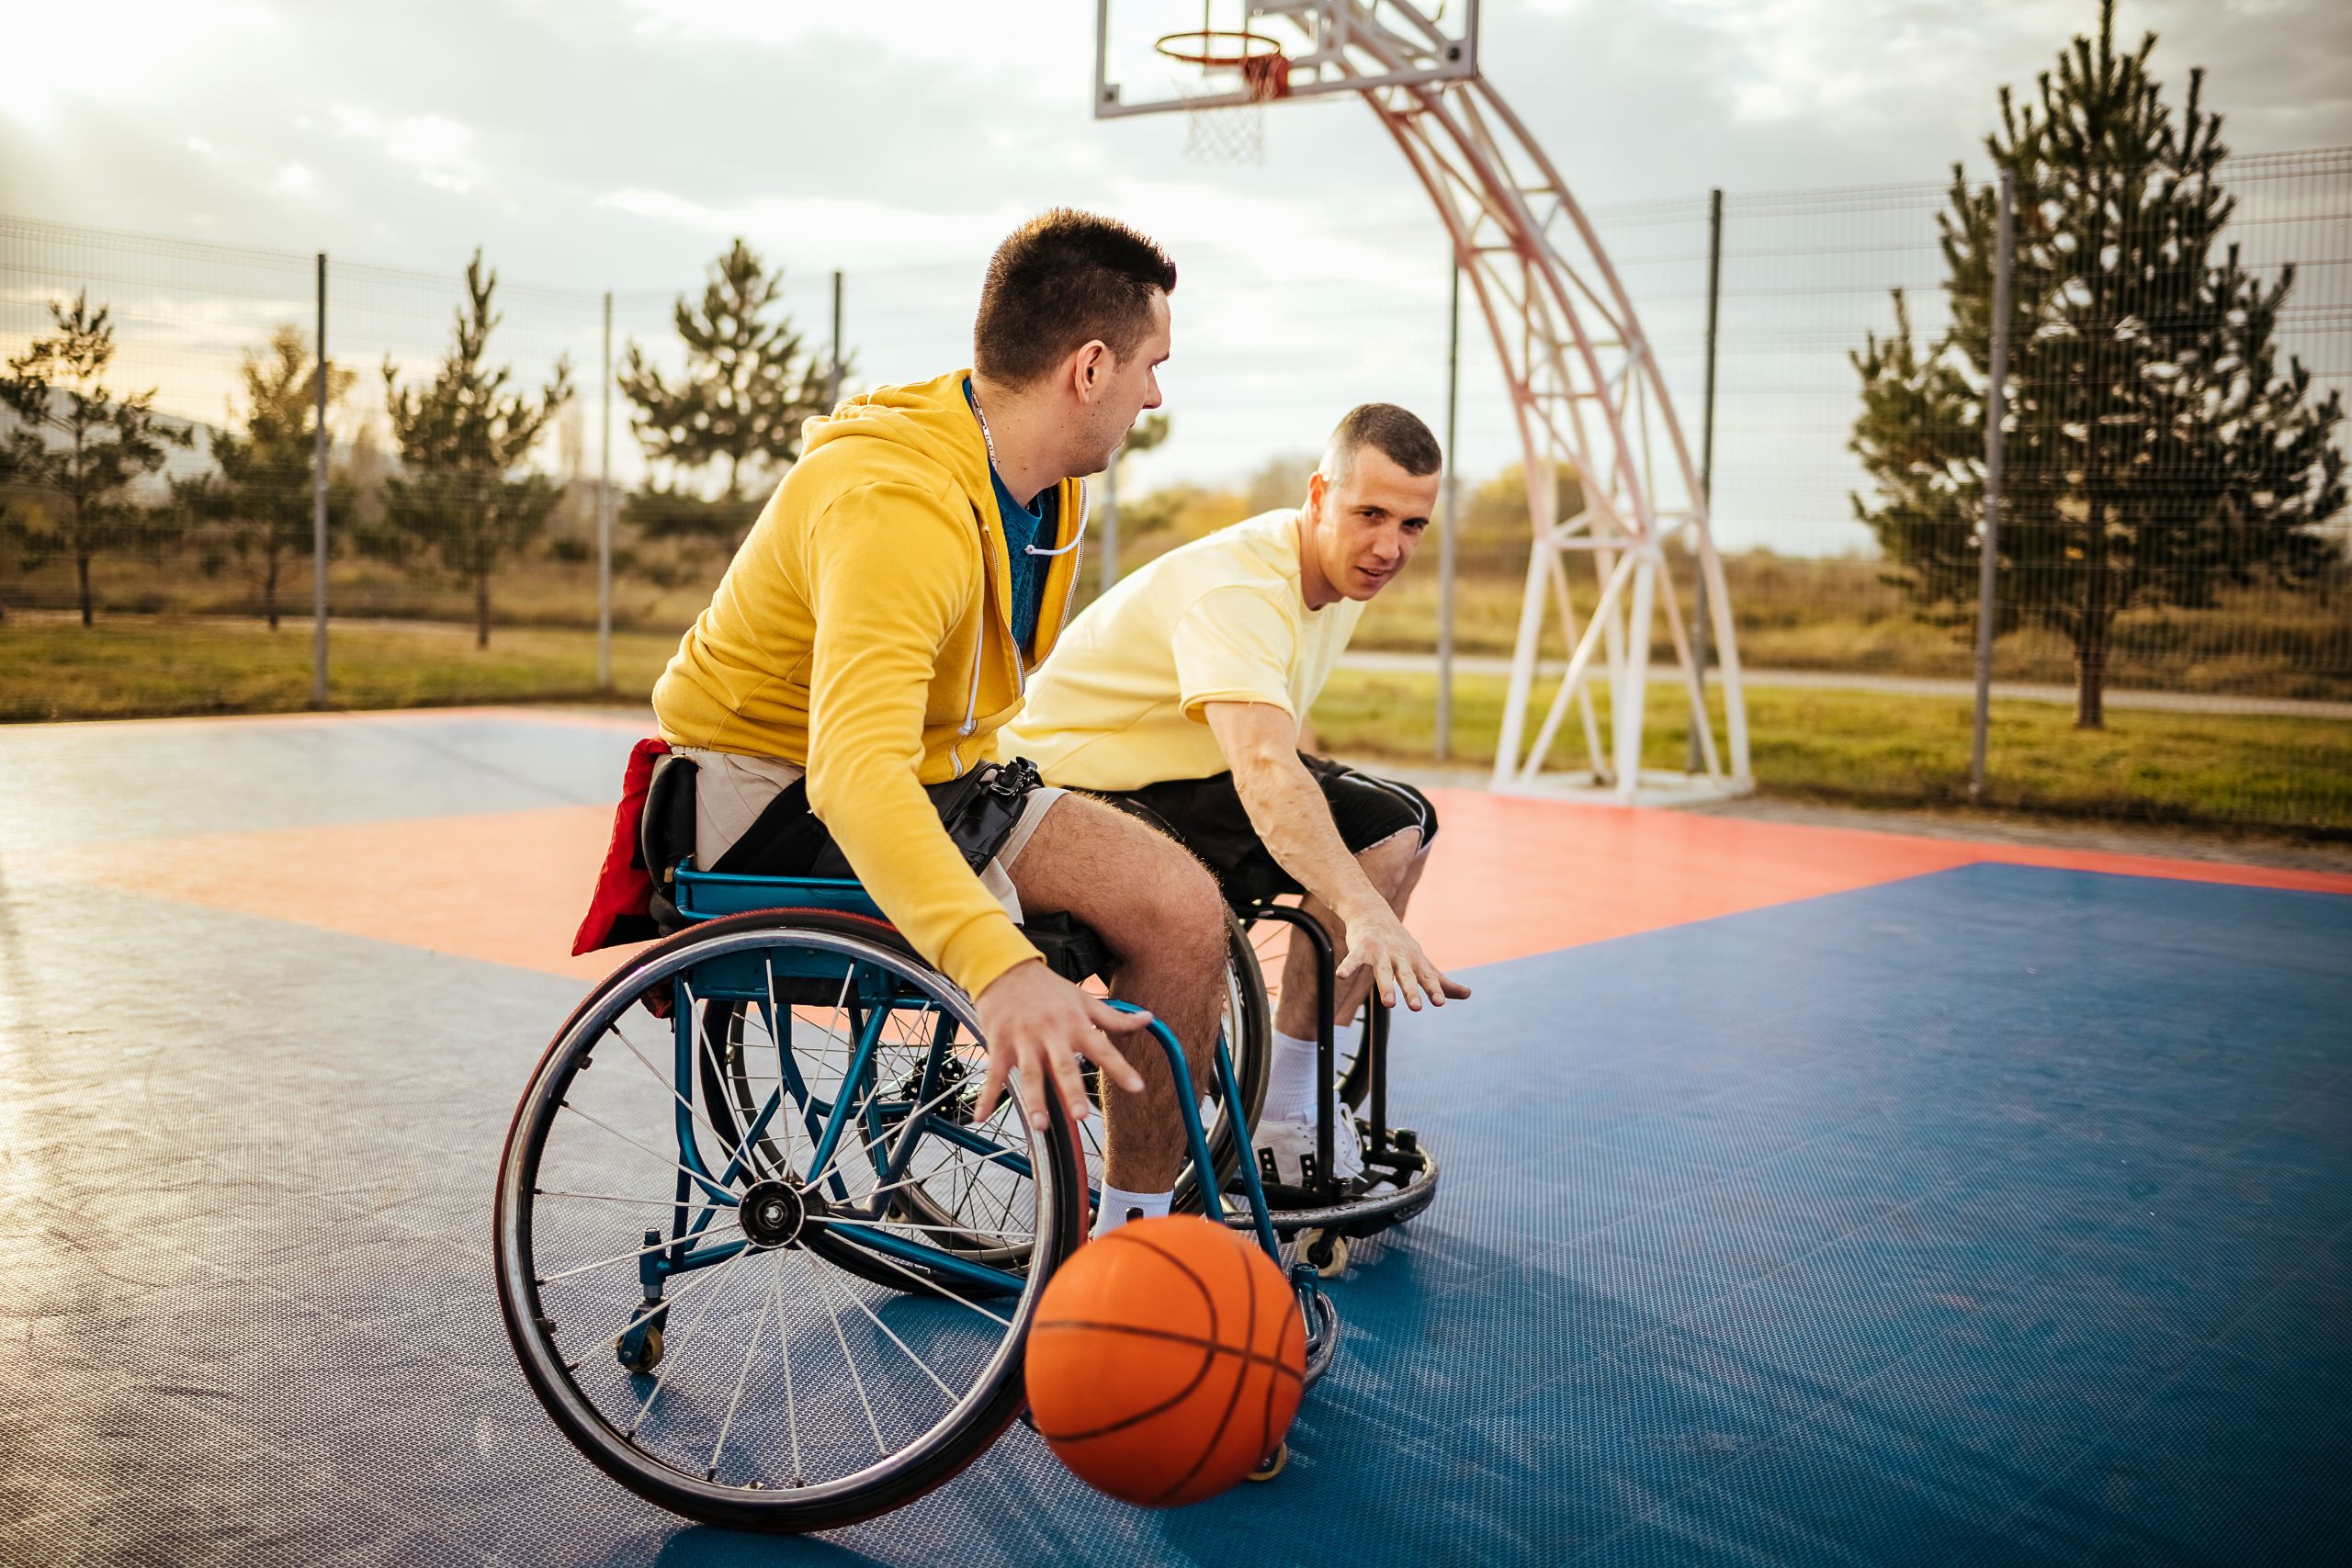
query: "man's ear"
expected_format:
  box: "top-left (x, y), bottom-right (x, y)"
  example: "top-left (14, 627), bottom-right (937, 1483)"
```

top-left (1071, 340), bottom-right (1112, 402)
top-left (1305, 468), bottom-right (1329, 519)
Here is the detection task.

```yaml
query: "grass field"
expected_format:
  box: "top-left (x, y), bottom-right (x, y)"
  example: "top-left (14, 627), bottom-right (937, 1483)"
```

top-left (1311, 668), bottom-right (2352, 835)
top-left (0, 614), bottom-right (679, 721)
top-left (6, 613), bottom-right (2346, 836)
top-left (12, 543), bottom-right (2349, 701)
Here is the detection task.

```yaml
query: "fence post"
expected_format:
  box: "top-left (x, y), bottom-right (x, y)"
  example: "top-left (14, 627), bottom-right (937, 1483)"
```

top-left (829, 269), bottom-right (845, 408)
top-left (597, 289), bottom-right (613, 692)
top-left (1688, 188), bottom-right (1723, 773)
top-left (1970, 170), bottom-right (2015, 800)
top-left (1101, 440), bottom-right (1121, 597)
top-left (1437, 250), bottom-right (1462, 762)
top-left (311, 252), bottom-right (329, 708)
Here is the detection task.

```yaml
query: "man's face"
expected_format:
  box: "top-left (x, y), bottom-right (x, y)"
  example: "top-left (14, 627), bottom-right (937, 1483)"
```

top-left (1306, 446), bottom-right (1442, 601)
top-left (1083, 290), bottom-right (1170, 473)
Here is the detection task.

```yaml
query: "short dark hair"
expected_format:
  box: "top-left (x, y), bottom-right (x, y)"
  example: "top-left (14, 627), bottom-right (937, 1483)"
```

top-left (974, 210), bottom-right (1177, 387)
top-left (1322, 402), bottom-right (1443, 481)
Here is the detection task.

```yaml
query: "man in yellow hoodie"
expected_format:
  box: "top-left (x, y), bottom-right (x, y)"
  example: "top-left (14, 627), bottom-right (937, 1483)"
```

top-left (651, 211), bottom-right (1229, 1235)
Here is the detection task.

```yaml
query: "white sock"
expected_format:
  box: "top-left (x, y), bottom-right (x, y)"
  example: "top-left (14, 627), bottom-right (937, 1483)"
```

top-left (1261, 1030), bottom-right (1325, 1124)
top-left (1092, 1183), bottom-right (1172, 1239)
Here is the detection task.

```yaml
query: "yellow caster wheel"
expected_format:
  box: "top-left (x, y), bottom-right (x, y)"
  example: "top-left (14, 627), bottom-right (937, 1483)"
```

top-left (1301, 1229), bottom-right (1349, 1279)
top-left (1247, 1441), bottom-right (1289, 1483)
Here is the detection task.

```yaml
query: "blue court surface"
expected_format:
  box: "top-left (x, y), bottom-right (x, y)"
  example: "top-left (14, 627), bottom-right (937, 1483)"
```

top-left (1, 710), bottom-right (2346, 1566)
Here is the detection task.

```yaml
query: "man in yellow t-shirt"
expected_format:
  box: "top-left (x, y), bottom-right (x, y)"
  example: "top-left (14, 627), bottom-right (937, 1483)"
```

top-left (999, 403), bottom-right (1471, 1189)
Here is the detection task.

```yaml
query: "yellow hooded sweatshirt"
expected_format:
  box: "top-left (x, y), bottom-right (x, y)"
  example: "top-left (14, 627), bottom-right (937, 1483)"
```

top-left (650, 369), bottom-right (1085, 999)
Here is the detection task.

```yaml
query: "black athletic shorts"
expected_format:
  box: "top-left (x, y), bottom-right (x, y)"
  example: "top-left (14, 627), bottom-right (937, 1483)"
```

top-left (1095, 753), bottom-right (1438, 913)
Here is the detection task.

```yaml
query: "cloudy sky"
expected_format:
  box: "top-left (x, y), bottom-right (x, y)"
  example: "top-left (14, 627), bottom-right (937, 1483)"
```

top-left (5, 0), bottom-right (2348, 551)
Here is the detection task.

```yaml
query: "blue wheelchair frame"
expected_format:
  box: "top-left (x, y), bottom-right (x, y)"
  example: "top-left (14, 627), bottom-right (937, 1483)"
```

top-left (629, 864), bottom-right (1292, 1335)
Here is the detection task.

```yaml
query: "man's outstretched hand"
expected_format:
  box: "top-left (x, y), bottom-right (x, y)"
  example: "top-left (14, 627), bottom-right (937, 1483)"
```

top-left (972, 959), bottom-right (1151, 1130)
top-left (1340, 906), bottom-right (1473, 1013)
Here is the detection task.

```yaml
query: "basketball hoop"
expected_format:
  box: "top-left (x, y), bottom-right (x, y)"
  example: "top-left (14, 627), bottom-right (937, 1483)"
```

top-left (1155, 28), bottom-right (1291, 164)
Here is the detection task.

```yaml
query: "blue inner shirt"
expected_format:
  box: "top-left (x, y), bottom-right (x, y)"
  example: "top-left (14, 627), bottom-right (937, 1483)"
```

top-left (965, 378), bottom-right (1057, 656)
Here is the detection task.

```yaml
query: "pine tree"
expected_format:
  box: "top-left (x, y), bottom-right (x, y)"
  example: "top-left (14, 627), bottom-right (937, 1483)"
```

top-left (1851, 1), bottom-right (2345, 728)
top-left (380, 252), bottom-right (573, 649)
top-left (177, 325), bottom-right (356, 629)
top-left (0, 293), bottom-right (191, 626)
top-left (618, 238), bottom-right (833, 546)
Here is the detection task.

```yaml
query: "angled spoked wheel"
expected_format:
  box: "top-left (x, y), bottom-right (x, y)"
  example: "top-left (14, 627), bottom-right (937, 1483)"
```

top-left (1245, 902), bottom-right (1376, 1111)
top-left (1072, 910), bottom-right (1271, 1219)
top-left (494, 910), bottom-right (1085, 1533)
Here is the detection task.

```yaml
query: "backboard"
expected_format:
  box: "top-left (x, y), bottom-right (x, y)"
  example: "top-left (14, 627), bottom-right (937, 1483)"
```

top-left (1092, 0), bottom-right (1480, 120)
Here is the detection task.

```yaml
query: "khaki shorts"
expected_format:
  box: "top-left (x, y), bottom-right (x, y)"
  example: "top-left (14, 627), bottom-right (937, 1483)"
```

top-left (674, 746), bottom-right (1062, 924)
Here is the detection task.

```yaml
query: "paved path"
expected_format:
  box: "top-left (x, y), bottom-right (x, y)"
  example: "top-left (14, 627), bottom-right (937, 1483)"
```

top-left (1338, 649), bottom-right (2352, 720)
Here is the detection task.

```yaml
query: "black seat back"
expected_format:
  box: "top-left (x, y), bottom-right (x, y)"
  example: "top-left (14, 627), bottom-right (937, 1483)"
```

top-left (641, 754), bottom-right (700, 933)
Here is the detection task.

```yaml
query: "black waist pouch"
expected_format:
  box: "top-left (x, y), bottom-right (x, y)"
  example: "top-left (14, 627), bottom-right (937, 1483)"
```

top-left (713, 757), bottom-right (1046, 881)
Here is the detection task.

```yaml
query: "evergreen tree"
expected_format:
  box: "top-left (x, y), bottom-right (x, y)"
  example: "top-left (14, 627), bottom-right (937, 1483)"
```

top-left (380, 252), bottom-right (573, 649)
top-left (618, 238), bottom-right (833, 546)
top-left (0, 497), bottom-right (53, 623)
top-left (176, 325), bottom-right (356, 629)
top-left (1851, 1), bottom-right (2345, 728)
top-left (0, 293), bottom-right (191, 626)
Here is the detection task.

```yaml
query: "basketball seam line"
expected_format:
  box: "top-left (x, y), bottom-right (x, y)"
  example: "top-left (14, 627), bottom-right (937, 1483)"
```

top-left (1030, 1318), bottom-right (1306, 1382)
top-left (1152, 1230), bottom-right (1257, 1506)
top-left (1033, 1229), bottom-right (1224, 1445)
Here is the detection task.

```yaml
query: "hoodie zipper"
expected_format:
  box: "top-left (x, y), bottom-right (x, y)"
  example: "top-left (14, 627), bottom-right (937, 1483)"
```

top-left (956, 476), bottom-right (1078, 774)
top-left (953, 503), bottom-right (996, 776)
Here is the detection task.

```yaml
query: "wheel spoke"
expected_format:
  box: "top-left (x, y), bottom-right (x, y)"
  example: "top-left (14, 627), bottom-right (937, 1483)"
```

top-left (538, 1219), bottom-right (742, 1287)
top-left (612, 1015), bottom-right (755, 1179)
top-left (556, 1100), bottom-right (741, 1204)
top-left (820, 1258), bottom-right (960, 1403)
top-left (828, 1215), bottom-right (1035, 1241)
top-left (594, 1247), bottom-right (743, 1353)
top-left (804, 1251), bottom-right (888, 1457)
top-left (817, 1230), bottom-right (1013, 1329)
top-left (627, 1233), bottom-right (755, 1436)
top-left (772, 1250), bottom-right (806, 1487)
top-left (534, 1189), bottom-right (734, 1212)
top-left (807, 1070), bottom-right (993, 1193)
top-left (707, 1252), bottom-right (783, 1481)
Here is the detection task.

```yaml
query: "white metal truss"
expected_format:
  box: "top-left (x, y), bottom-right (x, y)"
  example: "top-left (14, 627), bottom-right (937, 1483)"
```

top-left (1107, 1), bottom-right (1752, 799)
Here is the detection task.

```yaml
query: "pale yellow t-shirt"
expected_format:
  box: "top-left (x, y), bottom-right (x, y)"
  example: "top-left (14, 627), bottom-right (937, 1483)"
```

top-left (998, 509), bottom-right (1365, 792)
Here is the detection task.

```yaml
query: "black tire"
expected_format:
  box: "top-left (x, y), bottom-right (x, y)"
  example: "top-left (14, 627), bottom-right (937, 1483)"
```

top-left (494, 909), bottom-right (1085, 1533)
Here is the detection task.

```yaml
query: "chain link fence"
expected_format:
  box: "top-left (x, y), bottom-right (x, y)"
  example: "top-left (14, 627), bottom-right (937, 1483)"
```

top-left (4, 151), bottom-right (2346, 832)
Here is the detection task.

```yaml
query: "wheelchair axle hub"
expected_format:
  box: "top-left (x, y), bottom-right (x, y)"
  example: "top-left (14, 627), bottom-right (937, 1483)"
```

top-left (739, 1179), bottom-right (821, 1249)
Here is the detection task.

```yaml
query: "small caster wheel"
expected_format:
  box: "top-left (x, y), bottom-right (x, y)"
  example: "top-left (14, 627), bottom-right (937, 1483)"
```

top-left (1301, 1228), bottom-right (1349, 1279)
top-left (617, 1322), bottom-right (664, 1373)
top-left (1247, 1441), bottom-right (1288, 1483)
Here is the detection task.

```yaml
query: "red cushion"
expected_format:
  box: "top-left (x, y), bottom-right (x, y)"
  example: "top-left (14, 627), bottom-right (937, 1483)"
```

top-left (572, 739), bottom-right (672, 956)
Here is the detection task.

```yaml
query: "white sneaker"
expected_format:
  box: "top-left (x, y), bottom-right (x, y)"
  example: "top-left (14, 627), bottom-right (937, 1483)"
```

top-left (1253, 1114), bottom-right (1365, 1190)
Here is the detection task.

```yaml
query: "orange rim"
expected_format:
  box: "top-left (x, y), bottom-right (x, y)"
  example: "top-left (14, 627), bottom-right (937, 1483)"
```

top-left (1152, 27), bottom-right (1284, 70)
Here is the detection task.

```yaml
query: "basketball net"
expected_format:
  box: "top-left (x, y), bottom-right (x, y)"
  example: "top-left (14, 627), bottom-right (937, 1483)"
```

top-left (1176, 52), bottom-right (1289, 165)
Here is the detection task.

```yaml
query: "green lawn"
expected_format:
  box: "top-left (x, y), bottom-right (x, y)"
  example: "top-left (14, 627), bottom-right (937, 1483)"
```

top-left (6, 615), bottom-right (2346, 836)
top-left (0, 614), bottom-right (676, 721)
top-left (1310, 668), bottom-right (2352, 835)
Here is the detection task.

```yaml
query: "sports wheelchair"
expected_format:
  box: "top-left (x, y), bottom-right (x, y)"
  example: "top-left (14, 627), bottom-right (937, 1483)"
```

top-left (494, 787), bottom-right (1437, 1531)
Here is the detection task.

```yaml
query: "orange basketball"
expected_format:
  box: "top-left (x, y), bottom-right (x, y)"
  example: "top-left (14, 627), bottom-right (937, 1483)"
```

top-left (1025, 1214), bottom-right (1306, 1507)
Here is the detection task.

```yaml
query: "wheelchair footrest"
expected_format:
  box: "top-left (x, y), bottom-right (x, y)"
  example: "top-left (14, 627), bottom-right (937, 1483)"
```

top-left (1224, 1133), bottom-right (1442, 1240)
